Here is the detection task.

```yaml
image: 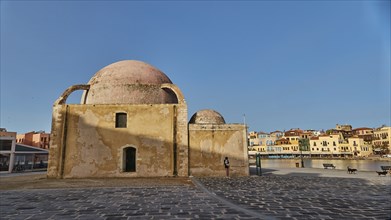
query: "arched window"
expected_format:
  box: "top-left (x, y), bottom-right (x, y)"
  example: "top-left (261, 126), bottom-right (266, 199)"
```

top-left (116, 113), bottom-right (127, 128)
top-left (123, 147), bottom-right (136, 172)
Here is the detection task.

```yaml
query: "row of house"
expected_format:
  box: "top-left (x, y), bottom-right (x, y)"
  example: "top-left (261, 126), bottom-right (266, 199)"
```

top-left (16, 131), bottom-right (50, 149)
top-left (248, 124), bottom-right (391, 158)
top-left (0, 129), bottom-right (49, 173)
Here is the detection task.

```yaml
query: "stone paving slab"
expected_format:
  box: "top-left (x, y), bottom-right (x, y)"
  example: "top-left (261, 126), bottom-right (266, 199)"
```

top-left (197, 175), bottom-right (391, 220)
top-left (0, 186), bottom-right (258, 220)
top-left (1, 170), bottom-right (390, 220)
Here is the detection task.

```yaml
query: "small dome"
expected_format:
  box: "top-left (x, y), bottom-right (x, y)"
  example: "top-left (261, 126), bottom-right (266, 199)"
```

top-left (189, 109), bottom-right (226, 124)
top-left (82, 60), bottom-right (178, 104)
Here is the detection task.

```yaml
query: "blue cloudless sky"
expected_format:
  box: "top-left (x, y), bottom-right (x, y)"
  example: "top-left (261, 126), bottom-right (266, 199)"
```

top-left (1, 0), bottom-right (390, 134)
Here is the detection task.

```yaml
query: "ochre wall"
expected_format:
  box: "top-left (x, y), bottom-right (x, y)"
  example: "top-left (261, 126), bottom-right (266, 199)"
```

top-left (47, 101), bottom-right (248, 179)
top-left (50, 104), bottom-right (179, 178)
top-left (48, 104), bottom-right (67, 178)
top-left (189, 124), bottom-right (249, 177)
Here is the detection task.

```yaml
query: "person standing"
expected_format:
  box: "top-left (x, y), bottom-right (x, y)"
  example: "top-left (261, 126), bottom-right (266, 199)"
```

top-left (224, 157), bottom-right (230, 177)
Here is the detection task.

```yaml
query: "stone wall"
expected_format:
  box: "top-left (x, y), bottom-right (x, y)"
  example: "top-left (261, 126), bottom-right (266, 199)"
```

top-left (49, 104), bottom-right (184, 178)
top-left (188, 124), bottom-right (249, 177)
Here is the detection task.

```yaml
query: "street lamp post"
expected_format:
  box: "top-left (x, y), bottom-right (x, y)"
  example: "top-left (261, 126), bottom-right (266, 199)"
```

top-left (256, 153), bottom-right (262, 176)
top-left (299, 138), bottom-right (309, 168)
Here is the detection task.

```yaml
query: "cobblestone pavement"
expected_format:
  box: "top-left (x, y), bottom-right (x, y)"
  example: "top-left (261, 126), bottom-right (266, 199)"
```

top-left (197, 175), bottom-right (391, 220)
top-left (0, 185), bottom-right (259, 220)
top-left (0, 174), bottom-right (390, 220)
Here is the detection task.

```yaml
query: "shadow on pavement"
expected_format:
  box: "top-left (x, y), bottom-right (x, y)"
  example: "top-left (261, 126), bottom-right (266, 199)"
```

top-left (250, 166), bottom-right (321, 177)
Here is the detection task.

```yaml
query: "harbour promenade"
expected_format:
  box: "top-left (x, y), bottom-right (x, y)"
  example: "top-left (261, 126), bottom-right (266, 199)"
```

top-left (0, 168), bottom-right (390, 220)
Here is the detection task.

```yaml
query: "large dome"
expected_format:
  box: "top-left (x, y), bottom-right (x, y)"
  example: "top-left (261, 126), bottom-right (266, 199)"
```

top-left (189, 109), bottom-right (226, 124)
top-left (82, 60), bottom-right (178, 104)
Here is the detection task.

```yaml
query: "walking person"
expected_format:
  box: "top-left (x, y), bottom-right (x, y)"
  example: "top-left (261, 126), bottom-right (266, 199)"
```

top-left (224, 157), bottom-right (230, 177)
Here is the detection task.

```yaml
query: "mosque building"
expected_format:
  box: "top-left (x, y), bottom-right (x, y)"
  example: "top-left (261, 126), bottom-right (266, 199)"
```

top-left (47, 60), bottom-right (248, 178)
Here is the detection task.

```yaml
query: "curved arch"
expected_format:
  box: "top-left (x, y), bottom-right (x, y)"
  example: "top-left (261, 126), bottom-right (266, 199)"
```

top-left (54, 84), bottom-right (90, 105)
top-left (160, 83), bottom-right (186, 104)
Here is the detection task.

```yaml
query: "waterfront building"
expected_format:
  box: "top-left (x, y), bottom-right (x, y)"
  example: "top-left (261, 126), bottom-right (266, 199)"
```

top-left (48, 60), bottom-right (248, 178)
top-left (248, 131), bottom-right (277, 153)
top-left (348, 136), bottom-right (371, 157)
top-left (249, 129), bottom-right (312, 157)
top-left (16, 131), bottom-right (50, 149)
top-left (327, 124), bottom-right (354, 140)
top-left (260, 132), bottom-right (278, 153)
top-left (352, 127), bottom-right (373, 145)
top-left (0, 129), bottom-right (16, 173)
top-left (275, 138), bottom-right (289, 145)
top-left (254, 132), bottom-right (267, 152)
top-left (336, 124), bottom-right (352, 131)
top-left (257, 132), bottom-right (270, 146)
top-left (338, 138), bottom-right (351, 156)
top-left (248, 131), bottom-right (260, 149)
top-left (309, 133), bottom-right (354, 157)
top-left (248, 126), bottom-right (385, 158)
top-left (352, 127), bottom-right (373, 136)
top-left (310, 135), bottom-right (337, 157)
top-left (300, 130), bottom-right (314, 139)
top-left (270, 130), bottom-right (283, 138)
top-left (0, 129), bottom-right (48, 173)
top-left (373, 126), bottom-right (391, 154)
top-left (275, 138), bottom-right (290, 155)
top-left (254, 145), bottom-right (266, 153)
top-left (284, 129), bottom-right (302, 145)
top-left (247, 131), bottom-right (285, 156)
top-left (308, 130), bottom-right (324, 136)
top-left (274, 137), bottom-right (298, 156)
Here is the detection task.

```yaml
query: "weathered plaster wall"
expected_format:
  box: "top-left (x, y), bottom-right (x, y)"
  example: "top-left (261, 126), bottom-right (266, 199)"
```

top-left (56, 104), bottom-right (179, 178)
top-left (188, 124), bottom-right (249, 177)
top-left (47, 104), bottom-right (67, 178)
top-left (174, 104), bottom-right (188, 177)
top-left (161, 83), bottom-right (188, 177)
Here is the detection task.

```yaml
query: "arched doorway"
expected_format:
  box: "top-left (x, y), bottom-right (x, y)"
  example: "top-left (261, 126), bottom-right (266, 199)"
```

top-left (123, 147), bottom-right (136, 172)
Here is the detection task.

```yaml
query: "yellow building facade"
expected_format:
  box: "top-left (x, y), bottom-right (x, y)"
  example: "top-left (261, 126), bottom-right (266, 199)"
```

top-left (373, 126), bottom-right (391, 154)
top-left (348, 136), bottom-right (372, 157)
